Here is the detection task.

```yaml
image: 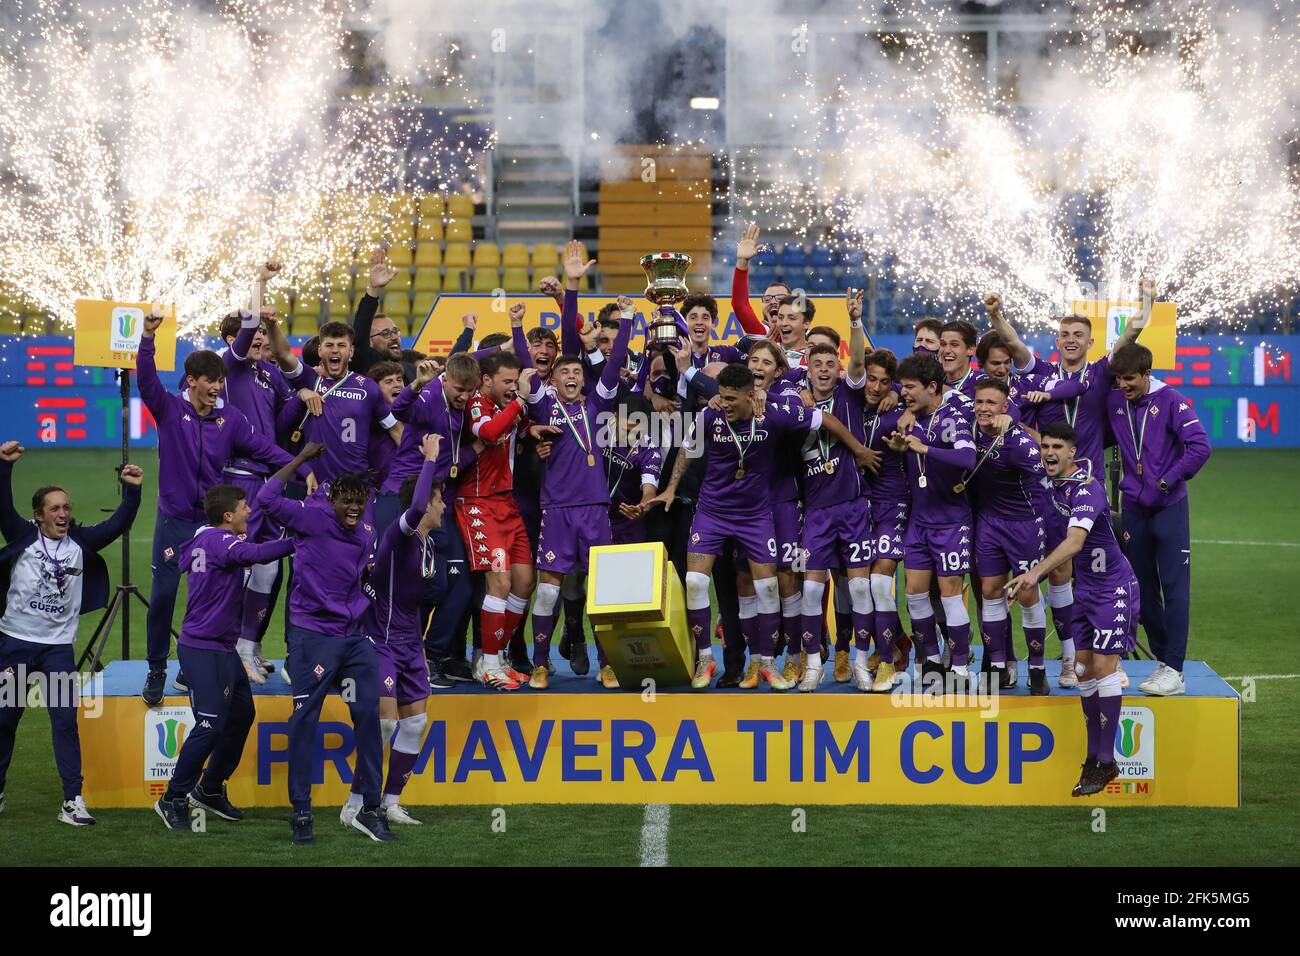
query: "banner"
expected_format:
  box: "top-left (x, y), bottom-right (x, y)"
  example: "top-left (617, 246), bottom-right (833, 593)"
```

top-left (73, 299), bottom-right (177, 371)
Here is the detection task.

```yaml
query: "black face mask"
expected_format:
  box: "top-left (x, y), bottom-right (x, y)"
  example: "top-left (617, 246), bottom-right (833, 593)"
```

top-left (913, 345), bottom-right (939, 358)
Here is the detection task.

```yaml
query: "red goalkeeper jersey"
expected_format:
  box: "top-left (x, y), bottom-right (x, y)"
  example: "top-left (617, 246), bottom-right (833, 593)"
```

top-left (458, 392), bottom-right (527, 499)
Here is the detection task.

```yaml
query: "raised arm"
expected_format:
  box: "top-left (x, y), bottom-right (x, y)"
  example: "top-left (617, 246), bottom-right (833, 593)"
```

top-left (400, 437), bottom-right (441, 529)
top-left (731, 223), bottom-right (768, 336)
top-left (450, 312), bottom-right (476, 356)
top-left (847, 287), bottom-right (866, 382)
top-left (1110, 278), bottom-right (1156, 357)
top-left (350, 247), bottom-right (397, 372)
top-left (0, 443), bottom-right (32, 541)
top-left (983, 292), bottom-right (1032, 369)
top-left (136, 311), bottom-right (173, 423)
top-left (597, 296), bottom-right (635, 399)
top-left (74, 463), bottom-right (143, 552)
top-left (561, 239), bottom-right (595, 355)
top-left (257, 443), bottom-right (325, 532)
top-left (224, 535), bottom-right (296, 567)
top-left (509, 304), bottom-right (533, 369)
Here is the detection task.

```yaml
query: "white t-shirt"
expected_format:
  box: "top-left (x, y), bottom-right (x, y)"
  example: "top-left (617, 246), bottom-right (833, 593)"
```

top-left (0, 531), bottom-right (85, 645)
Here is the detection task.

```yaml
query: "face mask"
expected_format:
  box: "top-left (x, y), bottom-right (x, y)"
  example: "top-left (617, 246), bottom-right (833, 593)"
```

top-left (913, 345), bottom-right (939, 358)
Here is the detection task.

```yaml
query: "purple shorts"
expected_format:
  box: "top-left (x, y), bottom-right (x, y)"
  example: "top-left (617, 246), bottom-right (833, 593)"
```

top-left (803, 501), bottom-right (873, 571)
top-left (689, 508), bottom-right (778, 565)
top-left (904, 521), bottom-right (971, 575)
top-left (375, 638), bottom-right (430, 704)
top-left (975, 514), bottom-right (1045, 578)
top-left (870, 498), bottom-right (909, 562)
top-left (1077, 576), bottom-right (1140, 655)
top-left (517, 496), bottom-right (542, 549)
top-left (223, 471), bottom-right (282, 544)
top-left (610, 514), bottom-right (646, 545)
top-left (537, 503), bottom-right (612, 574)
top-left (772, 500), bottom-right (804, 569)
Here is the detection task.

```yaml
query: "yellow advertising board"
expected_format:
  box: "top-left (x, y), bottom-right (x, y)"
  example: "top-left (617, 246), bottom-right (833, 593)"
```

top-left (83, 682), bottom-right (1238, 809)
top-left (73, 299), bottom-right (178, 370)
top-left (1075, 299), bottom-right (1177, 369)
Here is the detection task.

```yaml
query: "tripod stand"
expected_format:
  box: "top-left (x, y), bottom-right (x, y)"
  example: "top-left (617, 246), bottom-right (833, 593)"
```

top-left (77, 367), bottom-right (177, 674)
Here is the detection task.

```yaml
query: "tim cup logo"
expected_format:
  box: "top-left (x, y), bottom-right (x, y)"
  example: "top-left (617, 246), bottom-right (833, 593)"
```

top-left (110, 306), bottom-right (145, 353)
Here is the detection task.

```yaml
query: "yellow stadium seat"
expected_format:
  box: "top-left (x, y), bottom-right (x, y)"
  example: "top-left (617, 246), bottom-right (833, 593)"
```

top-left (501, 243), bottom-right (530, 268)
top-left (444, 219), bottom-right (472, 243)
top-left (385, 271), bottom-right (414, 294)
top-left (417, 218), bottom-right (444, 242)
top-left (327, 292), bottom-right (351, 317)
top-left (325, 267), bottom-right (352, 292)
top-left (413, 268), bottom-right (441, 292)
top-left (412, 292), bottom-right (437, 321)
top-left (530, 243), bottom-right (559, 271)
top-left (502, 268), bottom-right (531, 293)
top-left (472, 243), bottom-right (501, 268)
top-left (471, 268), bottom-right (500, 293)
top-left (443, 269), bottom-right (467, 293)
top-left (447, 194), bottom-right (475, 218)
top-left (442, 243), bottom-right (471, 268)
top-left (390, 193), bottom-right (417, 221)
top-left (389, 217), bottom-right (417, 243)
top-left (289, 314), bottom-right (318, 337)
top-left (295, 296), bottom-right (323, 317)
top-left (382, 294), bottom-right (412, 319)
top-left (419, 194), bottom-right (445, 218)
top-left (387, 244), bottom-right (414, 267)
top-left (414, 243), bottom-right (442, 267)
top-left (266, 293), bottom-right (291, 314)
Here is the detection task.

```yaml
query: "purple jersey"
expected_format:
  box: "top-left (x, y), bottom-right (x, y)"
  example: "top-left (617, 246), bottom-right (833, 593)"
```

top-left (769, 375), bottom-right (810, 504)
top-left (293, 370), bottom-right (397, 486)
top-left (1046, 468), bottom-right (1134, 591)
top-left (802, 378), bottom-right (868, 506)
top-left (967, 423), bottom-right (1045, 521)
top-left (605, 437), bottom-right (662, 511)
top-left (692, 400), bottom-right (821, 519)
top-left (902, 391), bottom-right (976, 527)
top-left (221, 315), bottom-right (300, 474)
top-left (1008, 364), bottom-right (1086, 432)
top-left (177, 528), bottom-right (295, 651)
top-left (863, 403), bottom-right (909, 504)
top-left (1020, 354), bottom-right (1113, 466)
top-left (255, 477), bottom-right (377, 636)
top-left (385, 376), bottom-right (480, 496)
top-left (363, 461), bottom-right (437, 643)
top-left (137, 338), bottom-right (292, 523)
top-left (1106, 379), bottom-right (1211, 512)
top-left (944, 366), bottom-right (983, 401)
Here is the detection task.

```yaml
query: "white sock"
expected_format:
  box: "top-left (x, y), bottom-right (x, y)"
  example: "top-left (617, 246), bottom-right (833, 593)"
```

top-left (345, 792), bottom-right (363, 809)
top-left (484, 652), bottom-right (500, 669)
top-left (506, 592), bottom-right (530, 615)
top-left (699, 647), bottom-right (713, 658)
top-left (381, 793), bottom-right (399, 808)
top-left (854, 648), bottom-right (869, 668)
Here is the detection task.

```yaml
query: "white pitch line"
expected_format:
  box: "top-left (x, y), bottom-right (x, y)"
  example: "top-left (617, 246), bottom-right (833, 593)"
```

top-left (1223, 674), bottom-right (1300, 681)
top-left (1191, 539), bottom-right (1300, 548)
top-left (639, 803), bottom-right (670, 867)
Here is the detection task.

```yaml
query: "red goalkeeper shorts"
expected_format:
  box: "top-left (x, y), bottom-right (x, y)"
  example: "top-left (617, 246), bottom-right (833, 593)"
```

top-left (456, 495), bottom-right (533, 572)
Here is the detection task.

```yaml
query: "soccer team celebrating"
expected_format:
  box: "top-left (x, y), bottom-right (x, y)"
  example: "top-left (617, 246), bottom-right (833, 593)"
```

top-left (0, 227), bottom-right (1212, 842)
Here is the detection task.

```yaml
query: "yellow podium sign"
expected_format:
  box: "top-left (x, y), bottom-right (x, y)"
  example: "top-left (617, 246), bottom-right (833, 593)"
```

top-left (73, 298), bottom-right (178, 370)
top-left (1072, 299), bottom-right (1177, 370)
top-left (586, 541), bottom-right (693, 687)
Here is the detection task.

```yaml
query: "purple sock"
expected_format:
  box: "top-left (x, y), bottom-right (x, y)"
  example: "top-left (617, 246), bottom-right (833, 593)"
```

top-left (531, 611), bottom-right (557, 668)
top-left (384, 749), bottom-right (419, 797)
top-left (739, 612), bottom-right (758, 651)
top-left (982, 615), bottom-right (1010, 665)
top-left (1025, 625), bottom-right (1047, 667)
top-left (781, 613), bottom-right (801, 656)
top-left (1098, 693), bottom-right (1123, 764)
top-left (851, 610), bottom-right (872, 651)
top-left (240, 589), bottom-right (273, 642)
top-left (687, 606), bottom-right (712, 653)
top-left (1081, 693), bottom-right (1101, 760)
top-left (948, 621), bottom-right (972, 667)
top-left (1051, 602), bottom-right (1075, 651)
top-left (800, 615), bottom-right (823, 655)
top-left (755, 612), bottom-right (781, 657)
top-left (835, 612), bottom-right (852, 652)
top-left (913, 614), bottom-right (939, 659)
top-left (874, 608), bottom-right (900, 661)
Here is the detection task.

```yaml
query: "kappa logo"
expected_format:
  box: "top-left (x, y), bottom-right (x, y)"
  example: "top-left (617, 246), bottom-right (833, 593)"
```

top-left (474, 532), bottom-right (487, 540)
top-left (470, 519), bottom-right (484, 528)
top-left (468, 506), bottom-right (481, 515)
top-left (197, 719), bottom-right (213, 730)
top-left (477, 544), bottom-right (488, 553)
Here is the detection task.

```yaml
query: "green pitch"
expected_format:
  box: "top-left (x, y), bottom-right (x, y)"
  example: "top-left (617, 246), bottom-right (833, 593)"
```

top-left (3, 448), bottom-right (1298, 866)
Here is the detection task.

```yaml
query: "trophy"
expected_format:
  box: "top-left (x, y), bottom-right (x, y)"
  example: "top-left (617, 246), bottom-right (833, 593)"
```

top-left (640, 252), bottom-right (693, 349)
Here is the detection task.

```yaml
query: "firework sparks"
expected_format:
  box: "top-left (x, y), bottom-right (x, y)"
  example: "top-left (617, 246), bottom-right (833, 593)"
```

top-left (0, 0), bottom-right (487, 335)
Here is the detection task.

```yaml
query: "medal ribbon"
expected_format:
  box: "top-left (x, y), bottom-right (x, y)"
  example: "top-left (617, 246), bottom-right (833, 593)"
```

top-left (816, 393), bottom-right (837, 465)
top-left (295, 372), bottom-right (353, 436)
top-left (722, 414), bottom-right (756, 473)
top-left (556, 397), bottom-right (594, 461)
top-left (959, 430), bottom-right (1005, 486)
top-left (37, 530), bottom-right (67, 593)
top-left (441, 383), bottom-right (463, 474)
top-left (1121, 400), bottom-right (1150, 472)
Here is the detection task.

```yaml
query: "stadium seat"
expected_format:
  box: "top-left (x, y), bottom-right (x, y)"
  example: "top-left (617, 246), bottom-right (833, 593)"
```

top-left (502, 268), bottom-right (531, 292)
top-left (472, 243), bottom-right (501, 268)
top-left (443, 269), bottom-right (466, 292)
top-left (749, 267), bottom-right (778, 291)
top-left (265, 293), bottom-right (291, 315)
top-left (327, 292), bottom-right (351, 317)
top-left (780, 244), bottom-right (808, 269)
top-left (412, 292), bottom-right (437, 322)
top-left (390, 193), bottom-right (417, 221)
top-left (325, 267), bottom-right (352, 293)
top-left (442, 243), bottom-right (471, 269)
top-left (387, 244), bottom-right (414, 267)
top-left (809, 245), bottom-right (835, 268)
top-left (386, 271), bottom-right (414, 294)
top-left (295, 296), bottom-right (323, 318)
top-left (530, 243), bottom-right (559, 271)
top-left (471, 268), bottom-right (501, 292)
top-left (501, 243), bottom-right (530, 268)
top-left (445, 219), bottom-right (472, 243)
top-left (414, 243), bottom-right (442, 267)
top-left (389, 217), bottom-right (417, 243)
top-left (809, 267), bottom-right (837, 291)
top-left (416, 218), bottom-right (444, 243)
top-left (288, 313), bottom-right (318, 337)
top-left (418, 194), bottom-right (445, 218)
top-left (447, 194), bottom-right (475, 219)
top-left (413, 267), bottom-right (441, 292)
top-left (382, 294), bottom-right (412, 319)
top-left (875, 298), bottom-right (896, 318)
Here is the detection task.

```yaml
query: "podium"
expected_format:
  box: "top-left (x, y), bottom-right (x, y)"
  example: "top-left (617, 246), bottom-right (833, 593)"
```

top-left (585, 542), bottom-right (694, 688)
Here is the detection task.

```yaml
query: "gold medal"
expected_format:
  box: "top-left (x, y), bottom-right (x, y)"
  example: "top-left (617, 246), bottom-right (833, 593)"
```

top-left (290, 430), bottom-right (302, 444)
top-left (735, 468), bottom-right (746, 480)
top-left (450, 465), bottom-right (458, 479)
top-left (953, 481), bottom-right (966, 494)
top-left (824, 459), bottom-right (836, 475)
top-left (1137, 462), bottom-right (1143, 476)
top-left (587, 453), bottom-right (596, 467)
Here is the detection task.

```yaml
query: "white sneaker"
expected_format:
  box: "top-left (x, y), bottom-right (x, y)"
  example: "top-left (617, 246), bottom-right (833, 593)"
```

top-left (797, 662), bottom-right (823, 693)
top-left (471, 650), bottom-right (485, 681)
top-left (1058, 658), bottom-right (1078, 689)
top-left (852, 663), bottom-right (873, 692)
top-left (58, 795), bottom-right (96, 826)
top-left (941, 643), bottom-right (952, 669)
top-left (1006, 659), bottom-right (1018, 686)
top-left (241, 655), bottom-right (267, 686)
top-left (1117, 663), bottom-right (1129, 689)
top-left (340, 802), bottom-right (360, 828)
top-left (385, 804), bottom-right (422, 825)
top-left (0, 791), bottom-right (5, 815)
top-left (1139, 664), bottom-right (1185, 696)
